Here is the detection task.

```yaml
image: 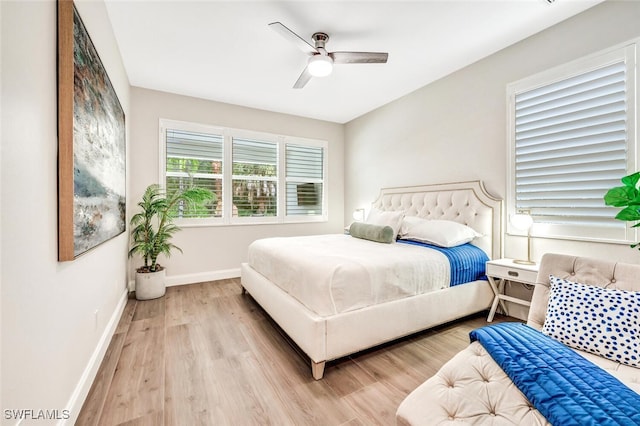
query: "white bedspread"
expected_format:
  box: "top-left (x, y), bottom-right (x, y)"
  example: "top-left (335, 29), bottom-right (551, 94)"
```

top-left (247, 234), bottom-right (450, 317)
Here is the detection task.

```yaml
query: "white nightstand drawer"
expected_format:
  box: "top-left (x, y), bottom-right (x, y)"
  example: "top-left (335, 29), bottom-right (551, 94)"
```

top-left (486, 263), bottom-right (538, 285)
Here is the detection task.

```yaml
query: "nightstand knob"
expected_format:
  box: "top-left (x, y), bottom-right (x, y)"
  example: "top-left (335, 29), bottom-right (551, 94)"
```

top-left (508, 271), bottom-right (519, 277)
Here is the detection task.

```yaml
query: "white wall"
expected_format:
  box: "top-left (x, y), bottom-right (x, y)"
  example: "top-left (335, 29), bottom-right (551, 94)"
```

top-left (129, 87), bottom-right (344, 285)
top-left (345, 0), bottom-right (640, 267)
top-left (1, 1), bottom-right (130, 424)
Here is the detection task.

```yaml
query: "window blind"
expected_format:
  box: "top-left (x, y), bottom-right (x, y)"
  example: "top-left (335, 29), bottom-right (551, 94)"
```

top-left (514, 61), bottom-right (627, 227)
top-left (285, 144), bottom-right (324, 216)
top-left (232, 138), bottom-right (278, 217)
top-left (165, 129), bottom-right (223, 218)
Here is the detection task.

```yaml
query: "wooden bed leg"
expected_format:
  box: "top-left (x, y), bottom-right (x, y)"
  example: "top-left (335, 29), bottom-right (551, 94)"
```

top-left (241, 286), bottom-right (247, 295)
top-left (311, 361), bottom-right (326, 380)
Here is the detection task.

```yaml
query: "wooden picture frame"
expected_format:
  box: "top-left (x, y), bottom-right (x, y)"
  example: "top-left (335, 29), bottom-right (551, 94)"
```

top-left (58, 0), bottom-right (126, 261)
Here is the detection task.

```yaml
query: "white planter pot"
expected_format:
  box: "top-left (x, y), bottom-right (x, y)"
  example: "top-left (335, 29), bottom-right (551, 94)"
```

top-left (135, 268), bottom-right (166, 300)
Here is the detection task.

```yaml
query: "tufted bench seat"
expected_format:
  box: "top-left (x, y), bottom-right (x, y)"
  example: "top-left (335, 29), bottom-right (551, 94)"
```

top-left (396, 253), bottom-right (640, 425)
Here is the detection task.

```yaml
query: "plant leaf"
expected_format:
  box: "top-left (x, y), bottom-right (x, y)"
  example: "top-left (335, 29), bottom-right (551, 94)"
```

top-left (621, 171), bottom-right (640, 188)
top-left (604, 186), bottom-right (635, 207)
top-left (615, 206), bottom-right (640, 221)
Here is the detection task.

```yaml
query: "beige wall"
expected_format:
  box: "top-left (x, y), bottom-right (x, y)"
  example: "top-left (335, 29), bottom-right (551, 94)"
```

top-left (129, 87), bottom-right (345, 285)
top-left (345, 0), bottom-right (640, 268)
top-left (1, 1), bottom-right (130, 423)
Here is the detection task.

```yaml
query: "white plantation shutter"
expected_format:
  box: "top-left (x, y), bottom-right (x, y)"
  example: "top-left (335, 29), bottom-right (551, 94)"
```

top-left (232, 138), bottom-right (278, 166)
top-left (232, 138), bottom-right (278, 217)
top-left (165, 129), bottom-right (223, 218)
top-left (509, 43), bottom-right (638, 243)
top-left (515, 62), bottom-right (627, 226)
top-left (286, 144), bottom-right (324, 216)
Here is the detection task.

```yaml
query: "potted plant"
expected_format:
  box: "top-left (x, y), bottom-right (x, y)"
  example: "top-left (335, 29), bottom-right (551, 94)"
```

top-left (604, 171), bottom-right (640, 251)
top-left (129, 183), bottom-right (213, 300)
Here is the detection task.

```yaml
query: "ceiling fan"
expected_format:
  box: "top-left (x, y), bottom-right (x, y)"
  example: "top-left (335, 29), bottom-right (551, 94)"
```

top-left (269, 22), bottom-right (389, 89)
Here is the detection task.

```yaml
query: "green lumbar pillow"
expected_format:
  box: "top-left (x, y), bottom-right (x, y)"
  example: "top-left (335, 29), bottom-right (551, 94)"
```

top-left (349, 222), bottom-right (395, 244)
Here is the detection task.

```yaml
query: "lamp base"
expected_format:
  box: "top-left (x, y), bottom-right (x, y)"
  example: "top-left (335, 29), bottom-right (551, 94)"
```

top-left (513, 259), bottom-right (536, 265)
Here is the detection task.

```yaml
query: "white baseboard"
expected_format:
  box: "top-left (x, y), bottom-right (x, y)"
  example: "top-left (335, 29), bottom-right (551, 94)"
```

top-left (61, 290), bottom-right (128, 426)
top-left (128, 268), bottom-right (241, 291)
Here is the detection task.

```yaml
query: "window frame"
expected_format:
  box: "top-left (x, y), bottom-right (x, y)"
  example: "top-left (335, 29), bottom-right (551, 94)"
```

top-left (159, 119), bottom-right (328, 227)
top-left (506, 41), bottom-right (638, 245)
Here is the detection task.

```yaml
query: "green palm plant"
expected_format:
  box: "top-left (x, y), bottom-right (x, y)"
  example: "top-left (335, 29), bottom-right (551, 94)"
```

top-left (604, 171), bottom-right (640, 250)
top-left (129, 184), bottom-right (213, 272)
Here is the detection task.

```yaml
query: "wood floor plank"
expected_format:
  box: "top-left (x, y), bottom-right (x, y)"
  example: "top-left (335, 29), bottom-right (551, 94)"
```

top-left (206, 352), bottom-right (297, 425)
top-left (322, 357), bottom-right (376, 398)
top-left (77, 332), bottom-right (127, 426)
top-left (79, 278), bottom-right (517, 425)
top-left (115, 299), bottom-right (136, 335)
top-left (115, 410), bottom-right (163, 426)
top-left (98, 300), bottom-right (165, 425)
top-left (164, 324), bottom-right (226, 426)
top-left (342, 381), bottom-right (406, 426)
top-left (131, 296), bottom-right (165, 322)
top-left (351, 348), bottom-right (425, 395)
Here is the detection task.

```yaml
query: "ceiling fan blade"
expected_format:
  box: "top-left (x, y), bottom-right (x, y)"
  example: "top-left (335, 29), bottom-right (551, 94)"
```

top-left (269, 22), bottom-right (318, 55)
top-left (293, 66), bottom-right (313, 89)
top-left (329, 52), bottom-right (389, 64)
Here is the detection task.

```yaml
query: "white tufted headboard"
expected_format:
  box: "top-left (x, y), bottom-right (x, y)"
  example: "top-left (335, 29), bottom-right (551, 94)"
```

top-left (370, 180), bottom-right (502, 259)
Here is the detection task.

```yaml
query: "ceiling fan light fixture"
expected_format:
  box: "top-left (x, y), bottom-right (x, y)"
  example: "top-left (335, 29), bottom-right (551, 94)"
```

top-left (307, 55), bottom-right (333, 77)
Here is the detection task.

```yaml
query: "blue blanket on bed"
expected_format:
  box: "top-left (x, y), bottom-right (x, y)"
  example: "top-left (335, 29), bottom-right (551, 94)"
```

top-left (470, 322), bottom-right (640, 425)
top-left (397, 240), bottom-right (488, 286)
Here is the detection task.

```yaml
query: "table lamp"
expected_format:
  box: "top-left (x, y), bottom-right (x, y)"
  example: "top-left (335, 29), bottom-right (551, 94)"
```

top-left (511, 210), bottom-right (535, 265)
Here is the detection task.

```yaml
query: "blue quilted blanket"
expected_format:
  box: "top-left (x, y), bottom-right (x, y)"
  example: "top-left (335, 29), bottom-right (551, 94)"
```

top-left (396, 240), bottom-right (488, 286)
top-left (470, 323), bottom-right (640, 425)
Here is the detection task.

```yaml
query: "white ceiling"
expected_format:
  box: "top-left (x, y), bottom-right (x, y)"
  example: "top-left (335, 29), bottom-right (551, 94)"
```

top-left (104, 0), bottom-right (604, 124)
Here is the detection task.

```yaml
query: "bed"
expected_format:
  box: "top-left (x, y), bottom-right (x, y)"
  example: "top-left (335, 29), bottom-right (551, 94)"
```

top-left (240, 180), bottom-right (502, 379)
top-left (396, 253), bottom-right (640, 425)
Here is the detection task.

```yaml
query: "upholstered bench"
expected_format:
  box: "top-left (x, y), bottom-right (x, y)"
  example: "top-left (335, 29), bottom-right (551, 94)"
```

top-left (396, 253), bottom-right (640, 425)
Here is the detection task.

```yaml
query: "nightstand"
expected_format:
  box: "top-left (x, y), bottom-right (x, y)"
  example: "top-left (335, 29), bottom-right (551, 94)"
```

top-left (486, 258), bottom-right (539, 322)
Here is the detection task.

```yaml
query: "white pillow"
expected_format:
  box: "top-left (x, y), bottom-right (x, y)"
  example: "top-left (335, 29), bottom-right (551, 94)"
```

top-left (542, 275), bottom-right (640, 368)
top-left (365, 208), bottom-right (404, 239)
top-left (399, 215), bottom-right (423, 236)
top-left (399, 218), bottom-right (481, 248)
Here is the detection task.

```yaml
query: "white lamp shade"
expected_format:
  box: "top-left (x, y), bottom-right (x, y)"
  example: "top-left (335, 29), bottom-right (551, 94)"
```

top-left (308, 55), bottom-right (333, 77)
top-left (511, 212), bottom-right (534, 231)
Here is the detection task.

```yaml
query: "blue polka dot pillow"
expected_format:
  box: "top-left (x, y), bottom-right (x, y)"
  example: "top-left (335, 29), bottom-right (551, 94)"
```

top-left (542, 275), bottom-right (640, 367)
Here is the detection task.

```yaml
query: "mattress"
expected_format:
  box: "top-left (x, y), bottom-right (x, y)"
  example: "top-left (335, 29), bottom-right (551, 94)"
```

top-left (247, 234), bottom-right (457, 317)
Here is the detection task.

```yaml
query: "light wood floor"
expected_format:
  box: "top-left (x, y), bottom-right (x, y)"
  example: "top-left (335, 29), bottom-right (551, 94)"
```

top-left (77, 278), bottom-right (514, 426)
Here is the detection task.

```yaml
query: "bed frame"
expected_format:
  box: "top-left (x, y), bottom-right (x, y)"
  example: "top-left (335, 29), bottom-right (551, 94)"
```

top-left (240, 180), bottom-right (502, 379)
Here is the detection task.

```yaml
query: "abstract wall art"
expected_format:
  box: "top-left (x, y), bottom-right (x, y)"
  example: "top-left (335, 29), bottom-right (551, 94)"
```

top-left (58, 0), bottom-right (126, 260)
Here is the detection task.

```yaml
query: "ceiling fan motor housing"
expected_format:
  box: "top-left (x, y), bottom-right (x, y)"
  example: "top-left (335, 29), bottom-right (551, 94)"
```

top-left (312, 32), bottom-right (329, 50)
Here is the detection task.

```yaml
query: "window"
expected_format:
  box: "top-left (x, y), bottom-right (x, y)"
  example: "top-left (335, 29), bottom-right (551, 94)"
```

top-left (159, 119), bottom-right (328, 225)
top-left (232, 138), bottom-right (278, 217)
top-left (507, 42), bottom-right (637, 243)
top-left (286, 144), bottom-right (324, 216)
top-left (165, 128), bottom-right (223, 218)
